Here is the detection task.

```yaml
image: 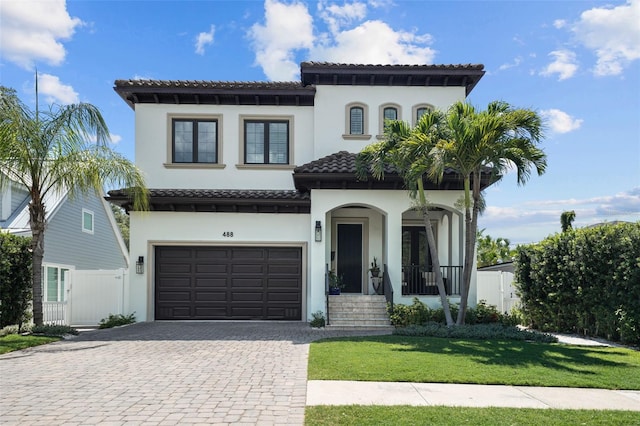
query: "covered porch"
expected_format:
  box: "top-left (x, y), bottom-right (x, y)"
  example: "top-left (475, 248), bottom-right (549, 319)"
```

top-left (309, 189), bottom-right (465, 324)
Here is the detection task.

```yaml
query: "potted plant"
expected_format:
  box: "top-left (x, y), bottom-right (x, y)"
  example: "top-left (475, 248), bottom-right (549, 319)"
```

top-left (370, 257), bottom-right (383, 295)
top-left (328, 270), bottom-right (345, 295)
top-left (369, 257), bottom-right (381, 278)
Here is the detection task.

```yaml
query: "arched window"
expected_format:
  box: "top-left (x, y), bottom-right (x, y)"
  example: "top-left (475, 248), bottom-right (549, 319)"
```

top-left (378, 103), bottom-right (402, 138)
top-left (350, 106), bottom-right (364, 135)
top-left (413, 104), bottom-right (434, 125)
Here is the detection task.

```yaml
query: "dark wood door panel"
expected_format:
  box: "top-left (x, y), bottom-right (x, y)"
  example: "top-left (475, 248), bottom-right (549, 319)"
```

top-left (155, 246), bottom-right (302, 320)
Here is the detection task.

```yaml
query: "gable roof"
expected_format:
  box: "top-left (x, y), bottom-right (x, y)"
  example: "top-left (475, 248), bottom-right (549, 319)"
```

top-left (1, 188), bottom-right (67, 234)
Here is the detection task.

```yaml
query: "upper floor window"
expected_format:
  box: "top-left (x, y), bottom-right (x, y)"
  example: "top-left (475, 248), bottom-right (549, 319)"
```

top-left (413, 104), bottom-right (434, 125)
top-left (350, 107), bottom-right (364, 135)
top-left (383, 106), bottom-right (398, 122)
top-left (244, 120), bottom-right (289, 164)
top-left (343, 102), bottom-right (370, 140)
top-left (82, 209), bottom-right (94, 234)
top-left (172, 119), bottom-right (218, 163)
top-left (378, 103), bottom-right (402, 138)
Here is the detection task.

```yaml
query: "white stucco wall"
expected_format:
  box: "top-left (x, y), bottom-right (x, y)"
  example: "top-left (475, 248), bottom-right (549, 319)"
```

top-left (312, 85), bottom-right (467, 158)
top-left (134, 103), bottom-right (314, 189)
top-left (128, 211), bottom-right (311, 321)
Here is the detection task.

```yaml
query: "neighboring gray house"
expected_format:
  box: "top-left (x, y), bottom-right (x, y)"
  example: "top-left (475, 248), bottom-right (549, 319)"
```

top-left (1, 179), bottom-right (128, 304)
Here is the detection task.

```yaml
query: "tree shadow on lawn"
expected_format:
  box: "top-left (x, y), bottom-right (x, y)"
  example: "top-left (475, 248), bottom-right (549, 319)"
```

top-left (437, 340), bottom-right (627, 373)
top-left (339, 335), bottom-right (638, 375)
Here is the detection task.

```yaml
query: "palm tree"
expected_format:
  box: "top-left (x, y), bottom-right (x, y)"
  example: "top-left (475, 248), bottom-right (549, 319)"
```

top-left (561, 210), bottom-right (576, 232)
top-left (432, 101), bottom-right (546, 324)
top-left (477, 229), bottom-right (515, 268)
top-left (356, 113), bottom-right (455, 325)
top-left (0, 86), bottom-right (148, 326)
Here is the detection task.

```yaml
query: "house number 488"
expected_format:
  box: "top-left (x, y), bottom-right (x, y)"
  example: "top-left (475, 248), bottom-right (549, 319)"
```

top-left (222, 232), bottom-right (234, 237)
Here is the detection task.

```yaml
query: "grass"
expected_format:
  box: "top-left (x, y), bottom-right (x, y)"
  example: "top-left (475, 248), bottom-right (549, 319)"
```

top-left (308, 335), bottom-right (640, 390)
top-left (0, 334), bottom-right (60, 354)
top-left (305, 406), bottom-right (640, 425)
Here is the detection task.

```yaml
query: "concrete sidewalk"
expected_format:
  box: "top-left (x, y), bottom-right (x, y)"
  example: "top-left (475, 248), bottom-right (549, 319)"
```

top-left (307, 381), bottom-right (640, 410)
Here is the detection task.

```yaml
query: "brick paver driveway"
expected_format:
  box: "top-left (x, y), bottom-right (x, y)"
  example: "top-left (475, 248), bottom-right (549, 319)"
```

top-left (0, 322), bottom-right (389, 425)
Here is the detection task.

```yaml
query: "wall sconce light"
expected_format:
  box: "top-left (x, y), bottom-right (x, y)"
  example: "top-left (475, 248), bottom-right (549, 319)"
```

top-left (315, 221), bottom-right (322, 242)
top-left (136, 256), bottom-right (144, 274)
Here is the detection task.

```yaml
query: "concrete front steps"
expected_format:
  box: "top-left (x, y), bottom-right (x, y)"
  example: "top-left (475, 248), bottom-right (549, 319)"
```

top-left (327, 294), bottom-right (392, 328)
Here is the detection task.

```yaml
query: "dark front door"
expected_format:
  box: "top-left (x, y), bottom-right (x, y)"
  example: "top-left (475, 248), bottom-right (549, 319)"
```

top-left (337, 223), bottom-right (363, 293)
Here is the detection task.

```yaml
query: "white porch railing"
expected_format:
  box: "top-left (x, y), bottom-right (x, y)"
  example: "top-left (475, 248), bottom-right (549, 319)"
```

top-left (43, 301), bottom-right (67, 325)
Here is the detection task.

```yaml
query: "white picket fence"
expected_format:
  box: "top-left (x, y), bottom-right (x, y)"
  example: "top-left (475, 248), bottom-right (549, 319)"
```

top-left (476, 270), bottom-right (520, 314)
top-left (43, 269), bottom-right (127, 326)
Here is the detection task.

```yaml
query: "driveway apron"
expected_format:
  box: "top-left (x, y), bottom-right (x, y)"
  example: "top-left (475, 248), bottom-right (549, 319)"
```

top-left (0, 322), bottom-right (389, 425)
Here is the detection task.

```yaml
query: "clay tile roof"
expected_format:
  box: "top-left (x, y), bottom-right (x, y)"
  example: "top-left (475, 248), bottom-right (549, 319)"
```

top-left (113, 80), bottom-right (315, 109)
top-left (300, 62), bottom-right (485, 95)
top-left (293, 151), bottom-right (397, 175)
top-left (300, 62), bottom-right (485, 71)
top-left (107, 188), bottom-right (311, 213)
top-left (113, 80), bottom-right (306, 90)
top-left (108, 188), bottom-right (309, 201)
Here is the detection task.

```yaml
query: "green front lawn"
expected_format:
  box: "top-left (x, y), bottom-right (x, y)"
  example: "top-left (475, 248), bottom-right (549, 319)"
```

top-left (0, 334), bottom-right (60, 354)
top-left (308, 336), bottom-right (640, 390)
top-left (305, 406), bottom-right (640, 425)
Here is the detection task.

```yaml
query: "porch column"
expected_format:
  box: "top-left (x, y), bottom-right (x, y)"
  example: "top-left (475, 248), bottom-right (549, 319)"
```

top-left (308, 191), bottom-right (329, 320)
top-left (385, 207), bottom-right (403, 303)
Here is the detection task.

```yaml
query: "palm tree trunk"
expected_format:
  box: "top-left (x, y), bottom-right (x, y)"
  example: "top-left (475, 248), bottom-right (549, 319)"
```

top-left (417, 179), bottom-right (454, 326)
top-left (28, 198), bottom-right (46, 326)
top-left (457, 175), bottom-right (474, 325)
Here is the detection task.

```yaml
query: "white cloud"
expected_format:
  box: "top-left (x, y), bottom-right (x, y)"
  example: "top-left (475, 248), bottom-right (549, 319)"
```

top-left (572, 0), bottom-right (640, 76)
top-left (479, 188), bottom-right (640, 244)
top-left (498, 56), bottom-right (522, 71)
top-left (533, 189), bottom-right (640, 216)
top-left (540, 108), bottom-right (583, 134)
top-left (553, 19), bottom-right (566, 29)
top-left (247, 0), bottom-right (435, 80)
top-left (109, 134), bottom-right (123, 145)
top-left (540, 49), bottom-right (579, 80)
top-left (248, 0), bottom-right (315, 80)
top-left (38, 73), bottom-right (79, 105)
top-left (318, 0), bottom-right (367, 34)
top-left (88, 133), bottom-right (122, 145)
top-left (0, 0), bottom-right (82, 69)
top-left (312, 20), bottom-right (435, 65)
top-left (195, 25), bottom-right (215, 55)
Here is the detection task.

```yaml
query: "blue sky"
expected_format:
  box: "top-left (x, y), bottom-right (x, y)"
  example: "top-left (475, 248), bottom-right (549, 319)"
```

top-left (1, 0), bottom-right (638, 244)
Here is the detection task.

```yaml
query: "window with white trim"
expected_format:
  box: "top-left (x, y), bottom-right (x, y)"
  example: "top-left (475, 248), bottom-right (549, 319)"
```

top-left (82, 209), bottom-right (94, 234)
top-left (43, 265), bottom-right (70, 302)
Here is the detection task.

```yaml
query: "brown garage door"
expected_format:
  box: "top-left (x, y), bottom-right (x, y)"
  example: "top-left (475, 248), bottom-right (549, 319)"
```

top-left (155, 246), bottom-right (302, 320)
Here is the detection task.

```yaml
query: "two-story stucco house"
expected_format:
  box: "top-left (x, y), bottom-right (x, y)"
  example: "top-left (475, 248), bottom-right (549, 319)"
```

top-left (108, 62), bottom-right (494, 324)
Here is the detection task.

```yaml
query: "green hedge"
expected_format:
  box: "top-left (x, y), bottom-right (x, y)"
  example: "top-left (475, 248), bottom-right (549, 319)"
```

top-left (515, 222), bottom-right (640, 344)
top-left (0, 232), bottom-right (32, 329)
